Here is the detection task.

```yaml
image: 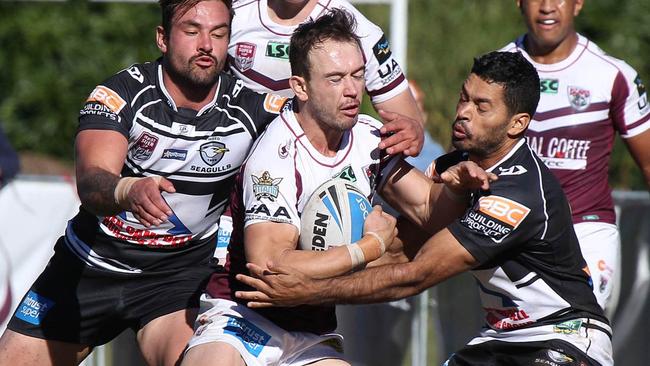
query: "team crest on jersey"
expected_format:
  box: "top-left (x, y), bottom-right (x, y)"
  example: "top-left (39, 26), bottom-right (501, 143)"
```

top-left (252, 171), bottom-right (283, 201)
top-left (199, 141), bottom-right (229, 166)
top-left (567, 86), bottom-right (591, 111)
top-left (234, 42), bottom-right (256, 72)
top-left (132, 132), bottom-right (159, 161)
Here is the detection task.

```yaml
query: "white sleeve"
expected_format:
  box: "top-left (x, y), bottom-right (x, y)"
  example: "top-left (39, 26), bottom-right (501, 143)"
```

top-left (351, 7), bottom-right (409, 104)
top-left (242, 142), bottom-right (301, 231)
top-left (615, 62), bottom-right (650, 138)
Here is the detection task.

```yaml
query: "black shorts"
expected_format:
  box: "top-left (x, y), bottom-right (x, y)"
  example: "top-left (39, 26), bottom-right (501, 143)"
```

top-left (444, 339), bottom-right (603, 366)
top-left (7, 236), bottom-right (220, 347)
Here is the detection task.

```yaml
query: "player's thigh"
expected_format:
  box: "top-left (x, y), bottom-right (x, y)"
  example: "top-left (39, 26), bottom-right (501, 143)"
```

top-left (305, 359), bottom-right (350, 366)
top-left (181, 341), bottom-right (246, 366)
top-left (0, 329), bottom-right (91, 366)
top-left (137, 308), bottom-right (197, 366)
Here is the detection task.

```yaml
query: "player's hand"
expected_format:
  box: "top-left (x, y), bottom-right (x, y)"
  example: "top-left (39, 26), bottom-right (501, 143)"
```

top-left (434, 161), bottom-right (497, 195)
top-left (235, 262), bottom-right (321, 308)
top-left (363, 205), bottom-right (397, 248)
top-left (378, 110), bottom-right (424, 157)
top-left (116, 176), bottom-right (176, 227)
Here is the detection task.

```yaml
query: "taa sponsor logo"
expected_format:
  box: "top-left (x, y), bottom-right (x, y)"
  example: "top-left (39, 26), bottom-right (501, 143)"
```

top-left (263, 94), bottom-right (287, 114)
top-left (478, 195), bottom-right (530, 229)
top-left (86, 85), bottom-right (127, 114)
top-left (234, 42), bottom-right (256, 72)
top-left (132, 132), bottom-right (159, 161)
top-left (567, 86), bottom-right (591, 111)
top-left (15, 291), bottom-right (55, 326)
top-left (162, 149), bottom-right (187, 161)
top-left (251, 171), bottom-right (283, 201)
top-left (540, 78), bottom-right (559, 94)
top-left (265, 41), bottom-right (290, 59)
top-left (372, 35), bottom-right (392, 65)
top-left (245, 203), bottom-right (291, 223)
top-left (199, 141), bottom-right (229, 166)
top-left (224, 315), bottom-right (271, 357)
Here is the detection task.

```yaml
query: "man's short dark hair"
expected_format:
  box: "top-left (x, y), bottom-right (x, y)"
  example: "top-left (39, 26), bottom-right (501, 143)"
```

top-left (289, 9), bottom-right (361, 80)
top-left (471, 51), bottom-right (540, 118)
top-left (158, 0), bottom-right (233, 37)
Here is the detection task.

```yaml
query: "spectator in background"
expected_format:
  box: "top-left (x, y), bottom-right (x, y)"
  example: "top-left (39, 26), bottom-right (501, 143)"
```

top-left (0, 124), bottom-right (19, 188)
top-left (501, 0), bottom-right (650, 310)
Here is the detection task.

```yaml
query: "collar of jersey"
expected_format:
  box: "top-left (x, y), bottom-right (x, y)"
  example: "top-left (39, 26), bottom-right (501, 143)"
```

top-left (516, 33), bottom-right (588, 73)
top-left (156, 62), bottom-right (221, 116)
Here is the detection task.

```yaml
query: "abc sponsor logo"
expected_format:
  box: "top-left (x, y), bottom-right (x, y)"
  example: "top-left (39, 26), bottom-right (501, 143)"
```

top-left (478, 195), bottom-right (530, 229)
top-left (86, 85), bottom-right (126, 114)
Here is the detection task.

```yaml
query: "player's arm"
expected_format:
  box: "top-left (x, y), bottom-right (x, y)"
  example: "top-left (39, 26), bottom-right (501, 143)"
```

top-left (625, 128), bottom-right (650, 188)
top-left (375, 89), bottom-right (424, 157)
top-left (236, 227), bottom-right (477, 307)
top-left (244, 205), bottom-right (396, 279)
top-left (75, 130), bottom-right (174, 226)
top-left (379, 159), bottom-right (495, 233)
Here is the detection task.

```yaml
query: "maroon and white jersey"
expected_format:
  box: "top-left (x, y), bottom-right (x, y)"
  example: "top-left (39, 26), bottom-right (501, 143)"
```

top-left (229, 0), bottom-right (408, 103)
top-left (501, 34), bottom-right (650, 224)
top-left (207, 101), bottom-right (395, 334)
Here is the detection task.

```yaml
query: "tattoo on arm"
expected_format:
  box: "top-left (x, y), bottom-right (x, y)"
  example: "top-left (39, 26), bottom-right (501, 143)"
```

top-left (77, 167), bottom-right (122, 216)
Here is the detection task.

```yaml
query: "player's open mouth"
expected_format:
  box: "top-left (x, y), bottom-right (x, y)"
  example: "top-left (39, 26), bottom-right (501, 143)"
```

top-left (453, 122), bottom-right (467, 139)
top-left (537, 18), bottom-right (558, 29)
top-left (195, 56), bottom-right (215, 67)
top-left (341, 104), bottom-right (359, 117)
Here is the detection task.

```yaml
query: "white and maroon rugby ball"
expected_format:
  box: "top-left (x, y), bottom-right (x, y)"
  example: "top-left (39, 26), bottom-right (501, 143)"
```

top-left (299, 178), bottom-right (372, 251)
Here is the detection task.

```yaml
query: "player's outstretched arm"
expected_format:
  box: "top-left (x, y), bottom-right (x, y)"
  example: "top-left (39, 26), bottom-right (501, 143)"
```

top-left (245, 206), bottom-right (396, 279)
top-left (75, 129), bottom-right (175, 226)
top-left (236, 227), bottom-right (476, 307)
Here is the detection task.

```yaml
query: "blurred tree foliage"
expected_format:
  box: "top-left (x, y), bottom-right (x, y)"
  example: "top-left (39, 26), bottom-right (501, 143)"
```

top-left (0, 0), bottom-right (648, 189)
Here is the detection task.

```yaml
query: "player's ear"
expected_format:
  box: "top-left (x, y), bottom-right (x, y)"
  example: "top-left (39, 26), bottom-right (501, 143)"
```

top-left (508, 113), bottom-right (530, 137)
top-left (290, 76), bottom-right (309, 102)
top-left (156, 26), bottom-right (168, 53)
top-left (572, 0), bottom-right (584, 17)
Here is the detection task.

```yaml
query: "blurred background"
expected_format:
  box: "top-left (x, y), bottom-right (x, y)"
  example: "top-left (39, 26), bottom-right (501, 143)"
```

top-left (1, 0), bottom-right (649, 187)
top-left (1, 1), bottom-right (649, 365)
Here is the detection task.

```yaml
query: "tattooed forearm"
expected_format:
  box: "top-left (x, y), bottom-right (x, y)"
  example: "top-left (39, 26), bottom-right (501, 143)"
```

top-left (77, 167), bottom-right (122, 216)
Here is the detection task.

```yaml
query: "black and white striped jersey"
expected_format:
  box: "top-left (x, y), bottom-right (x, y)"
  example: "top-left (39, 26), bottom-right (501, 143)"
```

top-left (448, 139), bottom-right (608, 332)
top-left (67, 59), bottom-right (284, 273)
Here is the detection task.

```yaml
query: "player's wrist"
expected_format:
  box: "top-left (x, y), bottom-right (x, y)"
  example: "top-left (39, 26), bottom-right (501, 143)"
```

top-left (114, 177), bottom-right (139, 208)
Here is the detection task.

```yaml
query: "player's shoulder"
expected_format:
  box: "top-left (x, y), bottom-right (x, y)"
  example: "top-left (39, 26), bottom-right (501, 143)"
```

top-left (232, 0), bottom-right (257, 11)
top-left (354, 114), bottom-right (383, 137)
top-left (489, 143), bottom-right (548, 207)
top-left (497, 36), bottom-right (523, 53)
top-left (103, 61), bottom-right (156, 92)
top-left (581, 35), bottom-right (639, 76)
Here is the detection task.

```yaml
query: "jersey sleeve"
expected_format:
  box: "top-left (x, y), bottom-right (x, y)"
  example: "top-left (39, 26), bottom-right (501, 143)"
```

top-left (611, 62), bottom-right (650, 138)
top-left (241, 138), bottom-right (300, 231)
top-left (78, 68), bottom-right (138, 138)
top-left (447, 180), bottom-right (539, 266)
top-left (351, 7), bottom-right (408, 104)
top-left (226, 77), bottom-right (288, 134)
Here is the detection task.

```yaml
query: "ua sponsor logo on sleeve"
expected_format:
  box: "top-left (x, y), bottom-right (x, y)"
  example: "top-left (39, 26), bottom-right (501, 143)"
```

top-left (635, 75), bottom-right (649, 112)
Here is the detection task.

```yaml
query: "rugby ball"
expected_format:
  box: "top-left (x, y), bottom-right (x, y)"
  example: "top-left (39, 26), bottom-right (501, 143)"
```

top-left (299, 178), bottom-right (372, 251)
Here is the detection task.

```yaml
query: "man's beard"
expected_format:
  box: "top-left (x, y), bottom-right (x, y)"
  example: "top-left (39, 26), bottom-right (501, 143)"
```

top-left (167, 53), bottom-right (220, 89)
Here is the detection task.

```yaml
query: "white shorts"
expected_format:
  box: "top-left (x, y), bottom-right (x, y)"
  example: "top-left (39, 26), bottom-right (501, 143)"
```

top-left (468, 317), bottom-right (613, 366)
top-left (187, 296), bottom-right (345, 366)
top-left (573, 222), bottom-right (620, 311)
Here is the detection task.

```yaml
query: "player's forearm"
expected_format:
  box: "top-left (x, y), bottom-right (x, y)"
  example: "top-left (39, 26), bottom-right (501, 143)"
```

top-left (77, 167), bottom-right (123, 216)
top-left (312, 261), bottom-right (426, 305)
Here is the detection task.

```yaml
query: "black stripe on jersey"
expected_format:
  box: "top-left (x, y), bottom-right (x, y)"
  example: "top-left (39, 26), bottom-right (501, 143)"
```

top-left (218, 94), bottom-right (260, 140)
top-left (124, 156), bottom-right (239, 178)
top-left (515, 275), bottom-right (541, 289)
top-left (168, 175), bottom-right (237, 196)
